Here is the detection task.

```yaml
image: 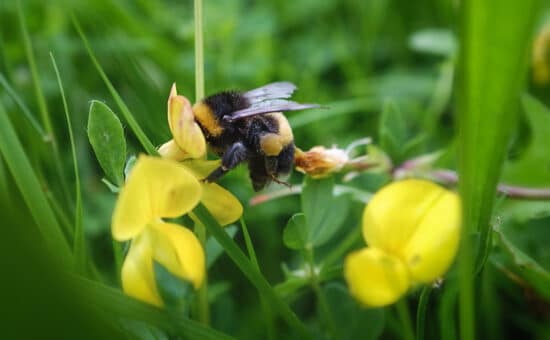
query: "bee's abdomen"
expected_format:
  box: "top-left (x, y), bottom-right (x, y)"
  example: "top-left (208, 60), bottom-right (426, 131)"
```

top-left (250, 113), bottom-right (293, 156)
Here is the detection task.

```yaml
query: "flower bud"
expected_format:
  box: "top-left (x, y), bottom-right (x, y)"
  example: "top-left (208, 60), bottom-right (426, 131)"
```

top-left (295, 146), bottom-right (349, 178)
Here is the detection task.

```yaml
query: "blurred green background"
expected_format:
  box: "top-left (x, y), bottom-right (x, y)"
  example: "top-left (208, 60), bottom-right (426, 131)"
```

top-left (1, 0), bottom-right (549, 339)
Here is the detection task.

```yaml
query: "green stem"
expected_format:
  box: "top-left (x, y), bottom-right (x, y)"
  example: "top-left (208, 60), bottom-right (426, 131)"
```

top-left (193, 217), bottom-right (210, 325)
top-left (416, 286), bottom-right (432, 340)
top-left (191, 0), bottom-right (207, 323)
top-left (194, 204), bottom-right (311, 339)
top-left (458, 234), bottom-right (475, 340)
top-left (240, 218), bottom-right (276, 340)
top-left (305, 246), bottom-right (339, 340)
top-left (194, 0), bottom-right (205, 101)
top-left (396, 298), bottom-right (415, 340)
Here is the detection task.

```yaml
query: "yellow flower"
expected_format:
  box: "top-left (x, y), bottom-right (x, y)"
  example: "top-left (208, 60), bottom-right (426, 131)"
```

top-left (182, 159), bottom-right (244, 226)
top-left (112, 155), bottom-right (205, 306)
top-left (158, 84), bottom-right (206, 160)
top-left (344, 179), bottom-right (461, 307)
top-left (157, 84), bottom-right (243, 226)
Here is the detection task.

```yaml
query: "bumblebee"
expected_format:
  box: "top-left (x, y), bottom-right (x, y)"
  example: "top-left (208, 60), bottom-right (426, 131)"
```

top-left (192, 82), bottom-right (319, 191)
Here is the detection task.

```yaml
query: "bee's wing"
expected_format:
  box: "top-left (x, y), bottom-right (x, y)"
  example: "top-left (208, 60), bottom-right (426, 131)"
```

top-left (243, 81), bottom-right (297, 102)
top-left (224, 99), bottom-right (320, 122)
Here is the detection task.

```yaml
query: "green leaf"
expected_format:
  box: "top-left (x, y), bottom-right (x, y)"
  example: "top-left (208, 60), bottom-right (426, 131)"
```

top-left (497, 199), bottom-right (550, 223)
top-left (493, 226), bottom-right (550, 299)
top-left (154, 262), bottom-right (194, 309)
top-left (379, 99), bottom-right (408, 164)
top-left (87, 100), bottom-right (127, 186)
top-left (119, 320), bottom-right (168, 340)
top-left (456, 1), bottom-right (541, 338)
top-left (324, 283), bottom-right (385, 340)
top-left (283, 213), bottom-right (308, 250)
top-left (502, 94), bottom-right (550, 186)
top-left (76, 277), bottom-right (234, 340)
top-left (301, 177), bottom-right (350, 248)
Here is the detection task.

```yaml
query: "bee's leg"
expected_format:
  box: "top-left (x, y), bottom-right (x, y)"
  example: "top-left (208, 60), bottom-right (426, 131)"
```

top-left (264, 156), bottom-right (278, 177)
top-left (264, 156), bottom-right (291, 188)
top-left (204, 142), bottom-right (248, 183)
top-left (270, 175), bottom-right (291, 188)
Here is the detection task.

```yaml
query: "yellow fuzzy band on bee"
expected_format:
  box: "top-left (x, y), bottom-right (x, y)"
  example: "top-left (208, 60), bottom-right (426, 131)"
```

top-left (193, 102), bottom-right (224, 137)
top-left (259, 113), bottom-right (293, 156)
top-left (260, 133), bottom-right (285, 156)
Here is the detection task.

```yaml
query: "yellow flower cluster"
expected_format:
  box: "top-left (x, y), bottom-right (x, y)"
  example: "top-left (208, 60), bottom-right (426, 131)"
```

top-left (112, 85), bottom-right (242, 306)
top-left (344, 179), bottom-right (461, 307)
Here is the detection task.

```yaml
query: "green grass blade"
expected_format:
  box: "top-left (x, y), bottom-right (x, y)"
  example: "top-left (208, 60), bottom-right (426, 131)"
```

top-left (0, 73), bottom-right (46, 138)
top-left (193, 204), bottom-right (311, 340)
top-left (17, 0), bottom-right (71, 206)
top-left (76, 277), bottom-right (235, 340)
top-left (0, 102), bottom-right (72, 266)
top-left (456, 1), bottom-right (541, 339)
top-left (72, 15), bottom-right (158, 156)
top-left (50, 53), bottom-right (86, 274)
top-left (16, 0), bottom-right (54, 138)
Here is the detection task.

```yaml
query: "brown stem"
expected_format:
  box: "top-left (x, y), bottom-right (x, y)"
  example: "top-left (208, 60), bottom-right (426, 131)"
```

top-left (430, 169), bottom-right (550, 200)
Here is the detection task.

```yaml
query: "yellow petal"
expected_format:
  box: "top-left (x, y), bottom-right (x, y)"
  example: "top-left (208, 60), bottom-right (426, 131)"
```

top-left (180, 161), bottom-right (243, 226)
top-left (344, 247), bottom-right (410, 307)
top-left (121, 231), bottom-right (163, 306)
top-left (201, 182), bottom-right (243, 226)
top-left (158, 139), bottom-right (190, 161)
top-left (150, 222), bottom-right (205, 289)
top-left (362, 179), bottom-right (461, 283)
top-left (168, 83), bottom-right (206, 158)
top-left (182, 159), bottom-right (221, 178)
top-left (402, 190), bottom-right (461, 282)
top-left (112, 155), bottom-right (202, 240)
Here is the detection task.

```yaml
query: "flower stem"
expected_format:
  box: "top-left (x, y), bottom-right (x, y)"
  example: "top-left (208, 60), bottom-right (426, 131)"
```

top-left (193, 218), bottom-right (210, 325)
top-left (240, 218), bottom-right (276, 340)
top-left (192, 0), bottom-right (208, 325)
top-left (305, 247), bottom-right (339, 340)
top-left (194, 204), bottom-right (311, 339)
top-left (394, 163), bottom-right (550, 201)
top-left (194, 0), bottom-right (205, 101)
